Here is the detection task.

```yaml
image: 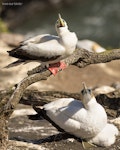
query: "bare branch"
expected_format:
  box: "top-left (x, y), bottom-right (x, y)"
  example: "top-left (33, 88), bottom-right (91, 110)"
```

top-left (72, 49), bottom-right (120, 68)
top-left (20, 89), bottom-right (120, 117)
top-left (28, 48), bottom-right (120, 75)
top-left (3, 48), bottom-right (120, 116)
top-left (20, 90), bottom-right (81, 106)
top-left (4, 70), bottom-right (51, 114)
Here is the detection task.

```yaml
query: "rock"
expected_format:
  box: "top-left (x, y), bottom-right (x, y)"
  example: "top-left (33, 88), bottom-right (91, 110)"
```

top-left (109, 117), bottom-right (120, 130)
top-left (94, 85), bottom-right (115, 95)
top-left (111, 82), bottom-right (120, 90)
top-left (0, 33), bottom-right (24, 47)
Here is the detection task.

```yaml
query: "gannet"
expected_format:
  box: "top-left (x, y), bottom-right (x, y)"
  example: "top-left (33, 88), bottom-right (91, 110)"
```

top-left (94, 85), bottom-right (115, 95)
top-left (77, 39), bottom-right (106, 53)
top-left (42, 83), bottom-right (109, 146)
top-left (89, 123), bottom-right (119, 147)
top-left (6, 14), bottom-right (78, 75)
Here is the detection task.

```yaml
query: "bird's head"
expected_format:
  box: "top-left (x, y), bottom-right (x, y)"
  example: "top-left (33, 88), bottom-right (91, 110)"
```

top-left (55, 14), bottom-right (68, 33)
top-left (81, 82), bottom-right (95, 106)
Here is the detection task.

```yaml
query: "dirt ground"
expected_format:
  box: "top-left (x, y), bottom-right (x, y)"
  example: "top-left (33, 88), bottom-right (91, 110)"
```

top-left (9, 115), bottom-right (120, 150)
top-left (0, 35), bottom-right (120, 149)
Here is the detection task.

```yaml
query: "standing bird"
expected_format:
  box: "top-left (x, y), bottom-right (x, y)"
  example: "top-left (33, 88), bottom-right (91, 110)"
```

top-left (33, 83), bottom-right (118, 148)
top-left (6, 14), bottom-right (78, 75)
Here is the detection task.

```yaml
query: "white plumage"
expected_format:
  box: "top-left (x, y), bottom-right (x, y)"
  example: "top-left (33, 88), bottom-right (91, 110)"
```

top-left (44, 97), bottom-right (107, 139)
top-left (77, 39), bottom-right (106, 53)
top-left (89, 123), bottom-right (119, 147)
top-left (6, 14), bottom-right (78, 75)
top-left (20, 34), bottom-right (66, 58)
top-left (44, 84), bottom-right (107, 138)
top-left (43, 83), bottom-right (119, 147)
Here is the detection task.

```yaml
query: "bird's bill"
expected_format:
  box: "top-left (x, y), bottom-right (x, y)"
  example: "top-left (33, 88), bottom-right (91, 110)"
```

top-left (80, 82), bottom-right (88, 95)
top-left (82, 82), bottom-right (87, 91)
top-left (81, 82), bottom-right (92, 95)
top-left (82, 82), bottom-right (94, 97)
top-left (58, 13), bottom-right (65, 27)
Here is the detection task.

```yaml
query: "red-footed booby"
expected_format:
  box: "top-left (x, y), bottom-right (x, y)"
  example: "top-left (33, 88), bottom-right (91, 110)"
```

top-left (6, 14), bottom-right (78, 75)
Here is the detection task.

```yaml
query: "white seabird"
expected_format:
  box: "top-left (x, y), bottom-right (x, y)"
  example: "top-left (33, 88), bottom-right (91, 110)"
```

top-left (42, 83), bottom-right (117, 147)
top-left (6, 14), bottom-right (78, 75)
top-left (89, 123), bottom-right (119, 147)
top-left (77, 39), bottom-right (106, 53)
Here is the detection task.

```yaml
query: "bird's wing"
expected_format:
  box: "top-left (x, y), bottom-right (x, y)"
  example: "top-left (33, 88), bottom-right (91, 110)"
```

top-left (20, 34), bottom-right (50, 45)
top-left (4, 59), bottom-right (25, 68)
top-left (44, 98), bottom-right (85, 132)
top-left (44, 98), bottom-right (75, 110)
top-left (8, 34), bottom-right (66, 61)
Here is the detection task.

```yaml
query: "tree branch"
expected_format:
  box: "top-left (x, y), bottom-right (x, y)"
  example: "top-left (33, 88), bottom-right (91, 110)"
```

top-left (28, 48), bottom-right (120, 75)
top-left (3, 70), bottom-right (51, 114)
top-left (3, 48), bottom-right (120, 118)
top-left (73, 49), bottom-right (120, 68)
top-left (20, 89), bottom-right (120, 117)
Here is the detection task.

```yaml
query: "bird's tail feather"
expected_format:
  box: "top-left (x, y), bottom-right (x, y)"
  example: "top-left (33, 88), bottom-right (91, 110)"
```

top-left (4, 59), bottom-right (25, 68)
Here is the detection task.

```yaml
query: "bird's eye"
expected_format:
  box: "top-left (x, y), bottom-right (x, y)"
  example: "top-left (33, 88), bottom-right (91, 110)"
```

top-left (81, 90), bottom-right (85, 94)
top-left (88, 89), bottom-right (92, 93)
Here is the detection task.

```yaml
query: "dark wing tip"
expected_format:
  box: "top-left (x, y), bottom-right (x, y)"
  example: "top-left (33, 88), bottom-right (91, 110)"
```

top-left (7, 50), bottom-right (10, 54)
top-left (7, 46), bottom-right (21, 57)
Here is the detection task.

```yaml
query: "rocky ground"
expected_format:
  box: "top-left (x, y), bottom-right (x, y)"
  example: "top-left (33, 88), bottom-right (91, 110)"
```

top-left (0, 33), bottom-right (120, 149)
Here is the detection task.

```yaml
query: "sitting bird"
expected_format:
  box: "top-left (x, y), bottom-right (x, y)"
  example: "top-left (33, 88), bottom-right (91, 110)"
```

top-left (77, 39), bottom-right (106, 53)
top-left (6, 14), bottom-right (78, 75)
top-left (33, 83), bottom-right (119, 148)
top-left (43, 83), bottom-right (107, 140)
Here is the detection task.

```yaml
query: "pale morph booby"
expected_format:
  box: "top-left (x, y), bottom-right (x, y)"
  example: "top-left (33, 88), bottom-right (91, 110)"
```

top-left (77, 39), bottom-right (106, 53)
top-left (6, 14), bottom-right (78, 75)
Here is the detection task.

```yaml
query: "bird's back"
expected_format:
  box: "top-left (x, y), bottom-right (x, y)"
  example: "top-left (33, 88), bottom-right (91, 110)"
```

top-left (44, 98), bottom-right (85, 132)
top-left (7, 34), bottom-right (66, 60)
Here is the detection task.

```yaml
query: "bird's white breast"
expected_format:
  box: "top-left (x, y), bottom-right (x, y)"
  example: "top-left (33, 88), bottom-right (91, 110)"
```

top-left (60, 32), bottom-right (78, 55)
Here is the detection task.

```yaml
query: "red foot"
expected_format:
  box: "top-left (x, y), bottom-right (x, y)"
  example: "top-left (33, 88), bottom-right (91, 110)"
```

top-left (48, 62), bottom-right (67, 75)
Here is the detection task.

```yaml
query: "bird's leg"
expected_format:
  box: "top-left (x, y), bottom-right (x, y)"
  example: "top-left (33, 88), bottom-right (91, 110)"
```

top-left (27, 62), bottom-right (67, 76)
top-left (59, 61), bottom-right (67, 70)
top-left (48, 62), bottom-right (67, 75)
top-left (82, 140), bottom-right (97, 149)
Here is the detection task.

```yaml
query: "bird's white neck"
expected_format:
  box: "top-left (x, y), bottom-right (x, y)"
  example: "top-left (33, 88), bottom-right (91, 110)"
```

top-left (56, 26), bottom-right (77, 55)
top-left (83, 97), bottom-right (97, 110)
top-left (56, 27), bottom-right (70, 36)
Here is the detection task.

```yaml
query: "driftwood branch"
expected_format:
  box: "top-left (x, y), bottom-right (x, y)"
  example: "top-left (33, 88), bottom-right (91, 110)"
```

top-left (1, 88), bottom-right (120, 117)
top-left (28, 48), bottom-right (120, 75)
top-left (72, 48), bottom-right (120, 67)
top-left (21, 89), bottom-right (120, 117)
top-left (20, 90), bottom-right (81, 105)
top-left (3, 48), bottom-right (120, 115)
